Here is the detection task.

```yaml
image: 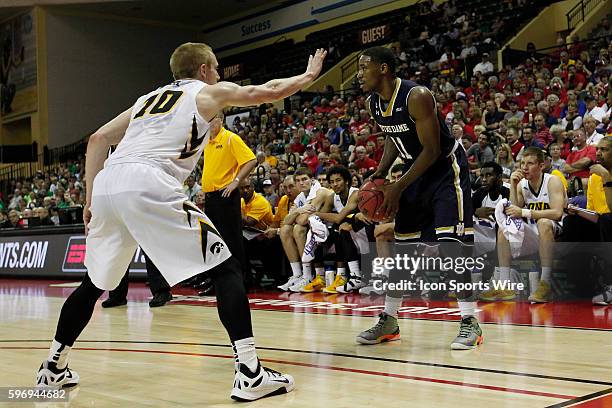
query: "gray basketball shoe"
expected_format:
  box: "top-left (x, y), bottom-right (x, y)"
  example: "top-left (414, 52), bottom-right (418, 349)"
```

top-left (356, 312), bottom-right (401, 344)
top-left (450, 316), bottom-right (484, 350)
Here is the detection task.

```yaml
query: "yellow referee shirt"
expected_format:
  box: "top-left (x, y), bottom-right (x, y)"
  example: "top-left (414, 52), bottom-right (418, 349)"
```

top-left (203, 127), bottom-right (255, 192)
top-left (587, 174), bottom-right (611, 214)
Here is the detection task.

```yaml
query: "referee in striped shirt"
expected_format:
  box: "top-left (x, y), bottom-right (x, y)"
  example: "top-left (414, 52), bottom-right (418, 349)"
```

top-left (202, 114), bottom-right (256, 284)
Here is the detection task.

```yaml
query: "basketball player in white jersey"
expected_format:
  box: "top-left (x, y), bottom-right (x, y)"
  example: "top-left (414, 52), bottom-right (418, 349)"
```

top-left (313, 166), bottom-right (368, 293)
top-left (35, 43), bottom-right (327, 402)
top-left (278, 166), bottom-right (332, 291)
top-left (495, 147), bottom-right (567, 303)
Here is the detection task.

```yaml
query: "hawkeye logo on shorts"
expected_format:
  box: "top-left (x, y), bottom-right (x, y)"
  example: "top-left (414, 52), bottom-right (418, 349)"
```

top-left (62, 236), bottom-right (87, 272)
top-left (210, 242), bottom-right (225, 254)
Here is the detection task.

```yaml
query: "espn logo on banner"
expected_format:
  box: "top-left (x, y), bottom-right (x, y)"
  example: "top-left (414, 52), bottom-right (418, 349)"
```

top-left (62, 236), bottom-right (87, 272)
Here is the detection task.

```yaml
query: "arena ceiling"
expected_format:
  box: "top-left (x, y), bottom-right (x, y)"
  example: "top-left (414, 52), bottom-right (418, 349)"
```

top-left (0, 0), bottom-right (288, 28)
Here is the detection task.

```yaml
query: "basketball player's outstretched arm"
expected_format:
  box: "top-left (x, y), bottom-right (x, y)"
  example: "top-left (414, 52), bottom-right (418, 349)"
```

top-left (200, 49), bottom-right (327, 118)
top-left (379, 87), bottom-right (441, 216)
top-left (83, 108), bottom-right (132, 234)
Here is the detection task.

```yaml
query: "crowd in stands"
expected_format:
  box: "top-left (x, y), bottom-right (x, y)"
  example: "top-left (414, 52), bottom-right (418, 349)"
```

top-left (1, 3), bottom-right (612, 304)
top-left (0, 158), bottom-right (86, 229)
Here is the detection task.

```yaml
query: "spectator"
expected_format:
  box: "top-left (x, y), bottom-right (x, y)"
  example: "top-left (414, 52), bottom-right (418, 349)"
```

top-left (352, 145), bottom-right (377, 173)
top-left (483, 100), bottom-right (505, 130)
top-left (521, 127), bottom-right (544, 150)
top-left (495, 143), bottom-right (514, 180)
top-left (506, 127), bottom-right (524, 161)
top-left (7, 209), bottom-right (21, 228)
top-left (549, 142), bottom-right (566, 172)
top-left (564, 128), bottom-right (597, 183)
top-left (194, 191), bottom-right (205, 212)
top-left (262, 180), bottom-right (278, 208)
top-left (303, 144), bottom-right (320, 175)
top-left (504, 99), bottom-right (524, 122)
top-left (473, 52), bottom-right (495, 76)
top-left (561, 101), bottom-right (583, 130)
top-left (583, 115), bottom-right (603, 146)
top-left (534, 114), bottom-right (553, 147)
top-left (466, 133), bottom-right (495, 169)
top-left (184, 175), bottom-right (202, 202)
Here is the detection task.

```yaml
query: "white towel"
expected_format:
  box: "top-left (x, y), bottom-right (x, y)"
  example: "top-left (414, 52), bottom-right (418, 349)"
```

top-left (495, 198), bottom-right (525, 258)
top-left (302, 215), bottom-right (329, 262)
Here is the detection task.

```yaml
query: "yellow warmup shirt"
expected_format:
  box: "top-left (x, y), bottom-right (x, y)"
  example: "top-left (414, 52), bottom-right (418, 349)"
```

top-left (587, 174), bottom-right (611, 214)
top-left (241, 192), bottom-right (274, 230)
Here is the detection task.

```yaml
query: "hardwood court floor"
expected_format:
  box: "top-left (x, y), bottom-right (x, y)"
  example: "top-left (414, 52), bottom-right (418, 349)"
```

top-left (1, 279), bottom-right (611, 407)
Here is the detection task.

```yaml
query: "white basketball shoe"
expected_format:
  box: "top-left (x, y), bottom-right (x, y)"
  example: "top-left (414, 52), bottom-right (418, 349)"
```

top-left (277, 276), bottom-right (301, 291)
top-left (336, 276), bottom-right (366, 293)
top-left (36, 360), bottom-right (79, 389)
top-left (230, 361), bottom-right (295, 401)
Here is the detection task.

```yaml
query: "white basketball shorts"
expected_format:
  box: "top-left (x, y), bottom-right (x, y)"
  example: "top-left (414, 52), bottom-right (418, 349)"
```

top-left (85, 162), bottom-right (231, 290)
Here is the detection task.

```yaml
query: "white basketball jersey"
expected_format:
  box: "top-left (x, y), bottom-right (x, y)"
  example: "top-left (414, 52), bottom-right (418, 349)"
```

top-left (519, 173), bottom-right (554, 211)
top-left (106, 79), bottom-right (210, 184)
top-left (294, 180), bottom-right (322, 208)
top-left (333, 187), bottom-right (358, 213)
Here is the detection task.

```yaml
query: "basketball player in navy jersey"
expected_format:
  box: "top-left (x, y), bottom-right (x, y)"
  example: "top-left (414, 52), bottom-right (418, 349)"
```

top-left (355, 47), bottom-right (482, 349)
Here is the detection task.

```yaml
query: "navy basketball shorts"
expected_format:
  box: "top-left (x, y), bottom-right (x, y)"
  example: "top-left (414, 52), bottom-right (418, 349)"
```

top-left (394, 148), bottom-right (474, 243)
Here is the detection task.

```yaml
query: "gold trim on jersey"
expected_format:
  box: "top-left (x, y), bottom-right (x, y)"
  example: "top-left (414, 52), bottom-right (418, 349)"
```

top-left (450, 154), bottom-right (464, 222)
top-left (379, 77), bottom-right (401, 117)
top-left (395, 231), bottom-right (421, 240)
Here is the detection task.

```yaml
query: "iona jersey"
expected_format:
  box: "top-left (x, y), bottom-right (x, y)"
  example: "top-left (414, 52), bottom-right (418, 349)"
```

top-left (106, 79), bottom-right (210, 184)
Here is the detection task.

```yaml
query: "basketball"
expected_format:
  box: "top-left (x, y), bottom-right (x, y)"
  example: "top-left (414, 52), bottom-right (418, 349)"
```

top-left (358, 178), bottom-right (387, 222)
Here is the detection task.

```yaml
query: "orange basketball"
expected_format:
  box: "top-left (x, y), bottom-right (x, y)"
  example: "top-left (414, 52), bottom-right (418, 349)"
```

top-left (358, 179), bottom-right (387, 222)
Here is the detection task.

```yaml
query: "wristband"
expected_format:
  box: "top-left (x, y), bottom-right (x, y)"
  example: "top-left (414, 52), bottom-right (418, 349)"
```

top-left (521, 209), bottom-right (532, 219)
top-left (604, 181), bottom-right (612, 188)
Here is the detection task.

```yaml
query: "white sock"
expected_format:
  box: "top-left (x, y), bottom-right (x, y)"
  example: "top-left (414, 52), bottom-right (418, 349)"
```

top-left (493, 266), bottom-right (500, 281)
top-left (290, 262), bottom-right (302, 278)
top-left (48, 339), bottom-right (71, 369)
top-left (384, 296), bottom-right (402, 318)
top-left (541, 267), bottom-right (552, 283)
top-left (459, 301), bottom-right (476, 318)
top-left (337, 267), bottom-right (346, 277)
top-left (234, 337), bottom-right (258, 372)
top-left (315, 267), bottom-right (324, 277)
top-left (499, 266), bottom-right (511, 283)
top-left (302, 263), bottom-right (313, 281)
top-left (347, 260), bottom-right (362, 278)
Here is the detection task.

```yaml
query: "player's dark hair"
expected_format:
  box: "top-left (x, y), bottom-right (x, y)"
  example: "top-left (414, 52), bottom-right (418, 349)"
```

top-left (480, 161), bottom-right (503, 176)
top-left (522, 147), bottom-right (545, 163)
top-left (294, 166), bottom-right (313, 178)
top-left (326, 166), bottom-right (351, 184)
top-left (362, 47), bottom-right (396, 75)
top-left (390, 163), bottom-right (405, 174)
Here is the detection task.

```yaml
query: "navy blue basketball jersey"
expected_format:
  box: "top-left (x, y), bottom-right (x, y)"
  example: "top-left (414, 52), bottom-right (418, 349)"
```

top-left (368, 79), bottom-right (455, 161)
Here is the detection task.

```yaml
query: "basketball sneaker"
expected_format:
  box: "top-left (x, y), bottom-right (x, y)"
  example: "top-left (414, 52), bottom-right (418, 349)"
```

top-left (288, 277), bottom-right (310, 292)
top-left (322, 274), bottom-right (347, 294)
top-left (356, 312), bottom-right (401, 344)
top-left (230, 361), bottom-right (295, 402)
top-left (277, 276), bottom-right (301, 291)
top-left (301, 275), bottom-right (325, 293)
top-left (479, 288), bottom-right (516, 302)
top-left (336, 276), bottom-right (366, 293)
top-left (450, 316), bottom-right (483, 350)
top-left (592, 285), bottom-right (612, 305)
top-left (36, 360), bottom-right (79, 389)
top-left (528, 281), bottom-right (552, 303)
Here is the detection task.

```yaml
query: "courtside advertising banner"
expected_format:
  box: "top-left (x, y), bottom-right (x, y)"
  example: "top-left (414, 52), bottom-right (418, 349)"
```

top-left (0, 232), bottom-right (147, 277)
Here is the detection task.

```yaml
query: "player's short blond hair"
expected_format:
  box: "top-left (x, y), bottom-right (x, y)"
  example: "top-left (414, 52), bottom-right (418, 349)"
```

top-left (169, 42), bottom-right (215, 80)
